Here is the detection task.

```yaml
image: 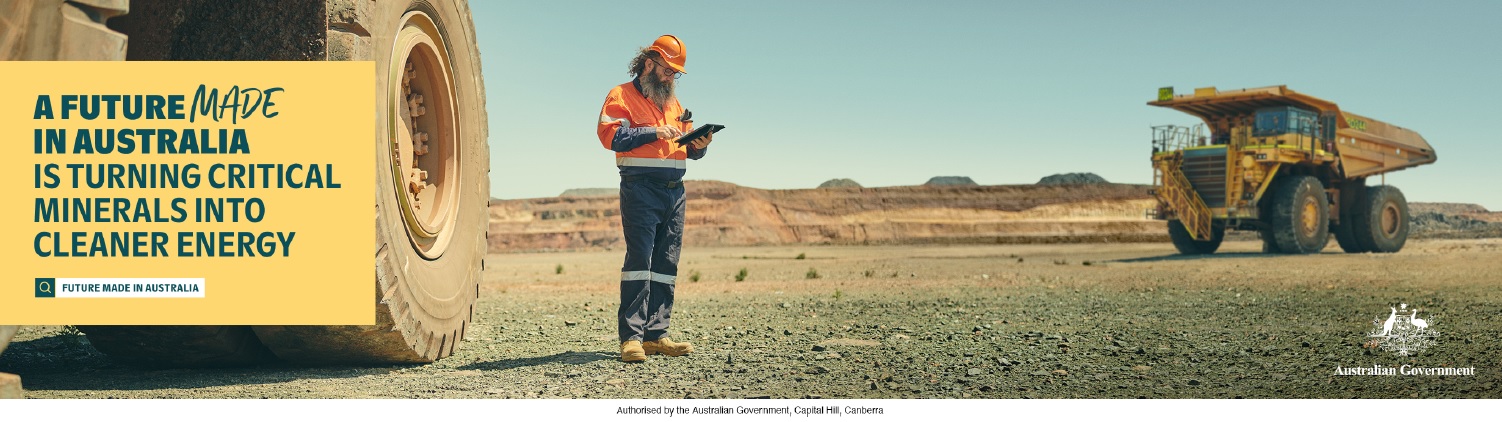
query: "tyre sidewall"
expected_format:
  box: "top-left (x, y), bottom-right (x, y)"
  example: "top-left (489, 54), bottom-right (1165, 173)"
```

top-left (369, 0), bottom-right (487, 360)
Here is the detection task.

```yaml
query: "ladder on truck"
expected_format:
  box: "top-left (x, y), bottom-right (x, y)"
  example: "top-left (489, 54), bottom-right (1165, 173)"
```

top-left (1152, 125), bottom-right (1214, 240)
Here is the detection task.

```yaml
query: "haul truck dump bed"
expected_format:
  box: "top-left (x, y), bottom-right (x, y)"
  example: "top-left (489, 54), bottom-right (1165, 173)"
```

top-left (1149, 86), bottom-right (1436, 178)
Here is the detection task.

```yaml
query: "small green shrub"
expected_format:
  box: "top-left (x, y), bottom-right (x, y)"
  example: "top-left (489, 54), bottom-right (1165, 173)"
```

top-left (805, 268), bottom-right (820, 279)
top-left (735, 268), bottom-right (748, 282)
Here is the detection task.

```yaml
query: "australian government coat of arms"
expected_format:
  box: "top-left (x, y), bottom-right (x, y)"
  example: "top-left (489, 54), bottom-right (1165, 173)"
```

top-left (1367, 303), bottom-right (1437, 356)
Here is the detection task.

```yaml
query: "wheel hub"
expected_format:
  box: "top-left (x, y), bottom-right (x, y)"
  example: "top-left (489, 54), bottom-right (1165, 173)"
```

top-left (1300, 197), bottom-right (1319, 238)
top-left (388, 11), bottom-right (460, 259)
top-left (1380, 202), bottom-right (1400, 238)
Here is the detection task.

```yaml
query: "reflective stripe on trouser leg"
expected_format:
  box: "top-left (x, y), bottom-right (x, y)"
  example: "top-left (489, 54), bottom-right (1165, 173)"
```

top-left (644, 189), bottom-right (685, 341)
top-left (616, 179), bottom-right (684, 342)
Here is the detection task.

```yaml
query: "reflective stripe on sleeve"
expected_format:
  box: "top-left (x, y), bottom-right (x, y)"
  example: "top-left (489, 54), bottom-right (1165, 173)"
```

top-left (600, 114), bottom-right (631, 127)
top-left (617, 157), bottom-right (687, 169)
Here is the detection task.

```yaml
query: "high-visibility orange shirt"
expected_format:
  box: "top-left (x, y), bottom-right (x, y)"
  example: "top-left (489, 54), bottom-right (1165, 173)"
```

top-left (597, 79), bottom-right (703, 179)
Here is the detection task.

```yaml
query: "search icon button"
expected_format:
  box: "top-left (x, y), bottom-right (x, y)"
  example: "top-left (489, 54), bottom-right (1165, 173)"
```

top-left (36, 277), bottom-right (55, 298)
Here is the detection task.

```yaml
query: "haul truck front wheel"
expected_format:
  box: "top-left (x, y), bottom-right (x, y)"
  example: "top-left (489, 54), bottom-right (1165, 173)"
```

top-left (1268, 175), bottom-right (1329, 254)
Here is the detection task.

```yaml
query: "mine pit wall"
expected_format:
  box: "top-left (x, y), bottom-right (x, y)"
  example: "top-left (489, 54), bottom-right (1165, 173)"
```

top-left (488, 182), bottom-right (1168, 252)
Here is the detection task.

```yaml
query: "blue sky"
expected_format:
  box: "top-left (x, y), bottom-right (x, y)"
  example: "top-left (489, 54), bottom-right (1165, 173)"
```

top-left (472, 1), bottom-right (1501, 209)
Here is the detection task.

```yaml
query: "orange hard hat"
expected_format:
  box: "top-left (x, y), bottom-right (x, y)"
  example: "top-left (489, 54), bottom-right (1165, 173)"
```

top-left (650, 34), bottom-right (686, 73)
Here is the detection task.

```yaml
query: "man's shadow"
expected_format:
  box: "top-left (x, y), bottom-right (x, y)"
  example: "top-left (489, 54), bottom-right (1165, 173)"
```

top-left (458, 351), bottom-right (614, 371)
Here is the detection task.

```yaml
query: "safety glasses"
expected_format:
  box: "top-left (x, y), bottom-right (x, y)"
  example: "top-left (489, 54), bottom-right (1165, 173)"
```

top-left (654, 59), bottom-right (683, 80)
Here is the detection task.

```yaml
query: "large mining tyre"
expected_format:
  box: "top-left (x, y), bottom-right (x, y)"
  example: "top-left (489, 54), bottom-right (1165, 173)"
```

top-left (1332, 180), bottom-right (1370, 253)
top-left (3, 0), bottom-right (129, 371)
top-left (9, 0), bottom-right (286, 367)
top-left (1267, 175), bottom-right (1329, 254)
top-left (1257, 228), bottom-right (1281, 253)
top-left (1331, 218), bottom-right (1366, 253)
top-left (1168, 220), bottom-right (1223, 255)
top-left (1351, 185), bottom-right (1409, 253)
top-left (77, 0), bottom-right (488, 365)
top-left (251, 0), bottom-right (489, 364)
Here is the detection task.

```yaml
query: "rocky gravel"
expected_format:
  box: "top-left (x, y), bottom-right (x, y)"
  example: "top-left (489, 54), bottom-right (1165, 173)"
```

top-left (3, 240), bottom-right (1500, 398)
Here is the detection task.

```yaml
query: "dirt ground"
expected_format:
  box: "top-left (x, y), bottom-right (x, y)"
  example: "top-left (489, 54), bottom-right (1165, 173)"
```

top-left (4, 239), bottom-right (1500, 398)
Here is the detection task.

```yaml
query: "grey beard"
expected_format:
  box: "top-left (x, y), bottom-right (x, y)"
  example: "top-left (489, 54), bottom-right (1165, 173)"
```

top-left (640, 75), bottom-right (675, 109)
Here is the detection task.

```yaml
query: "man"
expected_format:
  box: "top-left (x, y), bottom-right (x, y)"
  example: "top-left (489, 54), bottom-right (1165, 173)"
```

top-left (596, 34), bottom-right (713, 362)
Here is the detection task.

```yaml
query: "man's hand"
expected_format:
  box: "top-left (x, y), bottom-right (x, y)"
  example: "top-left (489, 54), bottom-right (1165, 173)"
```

top-left (656, 126), bottom-right (683, 140)
top-left (690, 132), bottom-right (713, 150)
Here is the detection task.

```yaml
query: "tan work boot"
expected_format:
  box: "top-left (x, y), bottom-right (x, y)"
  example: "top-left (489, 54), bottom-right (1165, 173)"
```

top-left (620, 340), bottom-right (647, 362)
top-left (642, 338), bottom-right (694, 356)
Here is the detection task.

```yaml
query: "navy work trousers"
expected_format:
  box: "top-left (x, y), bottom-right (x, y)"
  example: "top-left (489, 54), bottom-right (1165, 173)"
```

top-left (617, 178), bottom-right (686, 342)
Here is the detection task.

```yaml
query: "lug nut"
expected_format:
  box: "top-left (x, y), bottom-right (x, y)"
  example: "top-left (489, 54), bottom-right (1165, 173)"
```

top-left (408, 94), bottom-right (425, 117)
top-left (414, 132), bottom-right (429, 155)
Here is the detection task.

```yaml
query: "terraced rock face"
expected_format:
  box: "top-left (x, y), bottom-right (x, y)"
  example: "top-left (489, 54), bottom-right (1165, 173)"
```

top-left (489, 182), bottom-right (1502, 252)
top-left (487, 182), bottom-right (1166, 252)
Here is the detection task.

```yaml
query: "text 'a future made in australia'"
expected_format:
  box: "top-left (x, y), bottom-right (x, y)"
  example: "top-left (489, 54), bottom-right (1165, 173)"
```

top-left (29, 89), bottom-right (341, 259)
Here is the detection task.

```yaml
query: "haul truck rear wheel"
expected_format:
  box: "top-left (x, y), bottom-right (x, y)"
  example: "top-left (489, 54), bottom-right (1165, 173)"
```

top-left (1168, 220), bottom-right (1223, 255)
top-left (1333, 180), bottom-right (1370, 253)
top-left (1352, 185), bottom-right (1409, 253)
top-left (1332, 220), bottom-right (1366, 253)
top-left (1268, 175), bottom-right (1329, 254)
top-left (251, 0), bottom-right (488, 364)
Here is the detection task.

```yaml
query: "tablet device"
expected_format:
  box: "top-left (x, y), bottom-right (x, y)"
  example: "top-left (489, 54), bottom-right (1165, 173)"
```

top-left (675, 124), bottom-right (725, 146)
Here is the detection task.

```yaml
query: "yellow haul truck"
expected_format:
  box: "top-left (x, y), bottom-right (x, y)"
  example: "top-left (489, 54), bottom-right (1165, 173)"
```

top-left (1148, 86), bottom-right (1436, 255)
top-left (1, 0), bottom-right (490, 369)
